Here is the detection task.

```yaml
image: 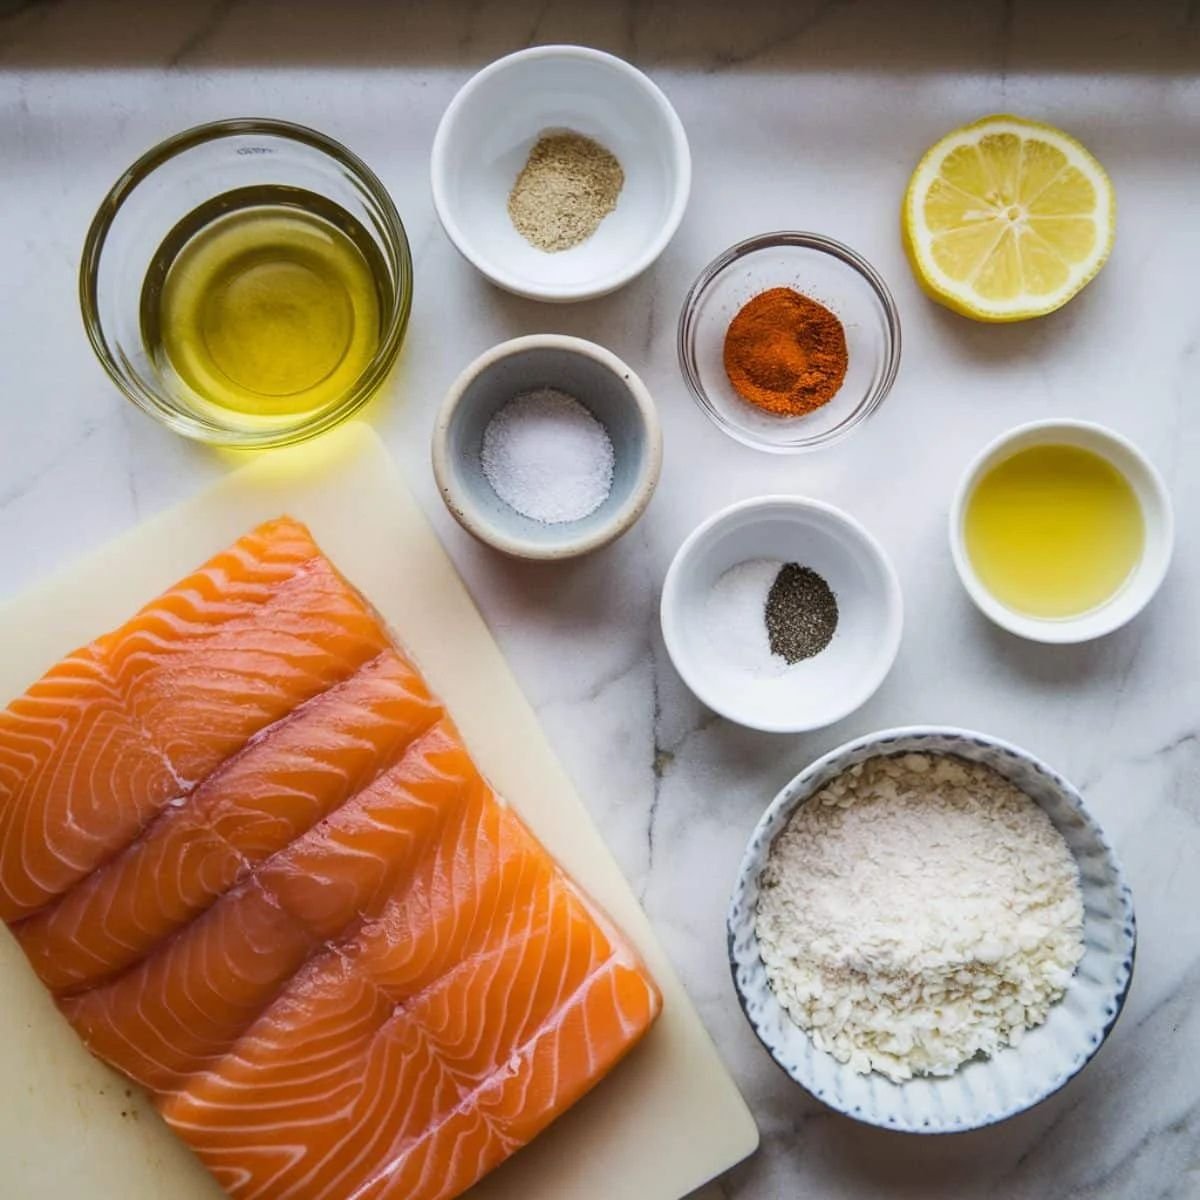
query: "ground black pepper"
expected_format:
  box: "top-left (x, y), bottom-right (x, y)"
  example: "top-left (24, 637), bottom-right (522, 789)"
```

top-left (764, 563), bottom-right (838, 662)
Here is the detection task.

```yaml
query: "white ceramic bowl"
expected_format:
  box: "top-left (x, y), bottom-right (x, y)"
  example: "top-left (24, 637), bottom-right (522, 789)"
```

top-left (950, 419), bottom-right (1173, 643)
top-left (660, 497), bottom-right (902, 733)
top-left (430, 45), bottom-right (691, 302)
top-left (728, 727), bottom-right (1136, 1133)
top-left (431, 334), bottom-right (662, 560)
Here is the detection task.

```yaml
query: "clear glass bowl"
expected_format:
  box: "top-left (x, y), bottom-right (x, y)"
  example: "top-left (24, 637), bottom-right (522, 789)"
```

top-left (80, 118), bottom-right (413, 448)
top-left (677, 232), bottom-right (901, 453)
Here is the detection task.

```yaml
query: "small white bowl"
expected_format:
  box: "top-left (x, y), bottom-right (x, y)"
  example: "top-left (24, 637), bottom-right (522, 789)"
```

top-left (660, 497), bottom-right (902, 733)
top-left (728, 727), bottom-right (1136, 1133)
top-left (431, 334), bottom-right (662, 561)
top-left (949, 419), bottom-right (1173, 643)
top-left (430, 45), bottom-right (691, 302)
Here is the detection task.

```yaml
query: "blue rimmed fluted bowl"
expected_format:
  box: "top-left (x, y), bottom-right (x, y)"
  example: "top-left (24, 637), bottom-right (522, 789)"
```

top-left (727, 726), bottom-right (1136, 1133)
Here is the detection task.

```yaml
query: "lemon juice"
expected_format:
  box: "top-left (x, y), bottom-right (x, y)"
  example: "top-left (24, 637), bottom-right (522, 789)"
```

top-left (965, 443), bottom-right (1143, 618)
top-left (141, 187), bottom-right (384, 422)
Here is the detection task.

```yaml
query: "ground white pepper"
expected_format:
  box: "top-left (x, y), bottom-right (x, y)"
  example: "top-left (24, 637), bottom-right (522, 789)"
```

top-left (507, 130), bottom-right (624, 253)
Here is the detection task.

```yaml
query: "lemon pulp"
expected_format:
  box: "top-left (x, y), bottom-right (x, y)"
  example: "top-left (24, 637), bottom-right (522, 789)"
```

top-left (145, 192), bottom-right (382, 420)
top-left (965, 444), bottom-right (1143, 619)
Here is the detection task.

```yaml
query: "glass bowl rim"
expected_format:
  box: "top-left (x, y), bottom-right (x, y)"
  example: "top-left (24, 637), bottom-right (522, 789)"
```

top-left (79, 116), bottom-right (413, 449)
top-left (676, 230), bottom-right (902, 454)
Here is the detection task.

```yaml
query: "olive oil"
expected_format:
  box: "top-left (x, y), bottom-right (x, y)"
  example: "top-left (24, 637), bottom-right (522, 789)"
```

top-left (141, 187), bottom-right (384, 422)
top-left (965, 443), bottom-right (1144, 619)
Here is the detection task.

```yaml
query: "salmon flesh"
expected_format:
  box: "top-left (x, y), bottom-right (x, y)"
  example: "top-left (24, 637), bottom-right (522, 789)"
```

top-left (0, 517), bottom-right (661, 1200)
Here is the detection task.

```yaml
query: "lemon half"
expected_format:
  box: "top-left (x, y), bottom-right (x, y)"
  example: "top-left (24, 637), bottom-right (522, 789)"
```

top-left (902, 115), bottom-right (1115, 322)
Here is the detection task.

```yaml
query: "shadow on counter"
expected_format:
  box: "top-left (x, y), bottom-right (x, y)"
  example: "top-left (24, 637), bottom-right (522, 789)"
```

top-left (2, 0), bottom-right (1198, 75)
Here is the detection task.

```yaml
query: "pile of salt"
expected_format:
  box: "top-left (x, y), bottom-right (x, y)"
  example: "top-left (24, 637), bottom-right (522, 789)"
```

top-left (704, 559), bottom-right (794, 677)
top-left (480, 388), bottom-right (615, 525)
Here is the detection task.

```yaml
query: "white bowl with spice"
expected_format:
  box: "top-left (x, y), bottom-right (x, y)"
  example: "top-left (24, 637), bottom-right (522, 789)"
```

top-left (660, 496), bottom-right (902, 733)
top-left (432, 334), bottom-right (662, 560)
top-left (728, 727), bottom-right (1136, 1133)
top-left (430, 45), bottom-right (691, 302)
top-left (950, 419), bottom-right (1173, 644)
top-left (678, 232), bottom-right (902, 452)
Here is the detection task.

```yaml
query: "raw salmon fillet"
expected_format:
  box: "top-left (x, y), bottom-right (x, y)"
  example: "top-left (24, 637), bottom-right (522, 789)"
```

top-left (0, 517), bottom-right (661, 1200)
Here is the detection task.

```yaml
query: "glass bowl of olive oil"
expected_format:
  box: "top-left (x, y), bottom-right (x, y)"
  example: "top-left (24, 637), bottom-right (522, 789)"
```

top-left (81, 119), bottom-right (412, 448)
top-left (950, 420), bottom-right (1173, 643)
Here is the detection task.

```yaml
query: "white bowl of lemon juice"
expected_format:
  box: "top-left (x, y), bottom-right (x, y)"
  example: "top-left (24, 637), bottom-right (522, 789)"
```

top-left (950, 420), bottom-right (1173, 643)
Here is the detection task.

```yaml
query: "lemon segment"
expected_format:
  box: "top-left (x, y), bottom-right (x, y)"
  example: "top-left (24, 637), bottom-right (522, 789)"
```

top-left (902, 115), bottom-right (1115, 322)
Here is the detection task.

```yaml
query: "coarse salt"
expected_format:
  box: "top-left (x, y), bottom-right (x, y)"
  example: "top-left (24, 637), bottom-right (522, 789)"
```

top-left (480, 388), bottom-right (614, 525)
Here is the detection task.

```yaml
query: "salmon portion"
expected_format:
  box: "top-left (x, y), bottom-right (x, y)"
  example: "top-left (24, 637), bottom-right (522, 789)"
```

top-left (0, 517), bottom-right (661, 1200)
top-left (63, 875), bottom-right (319, 1094)
top-left (158, 826), bottom-right (659, 1200)
top-left (61, 724), bottom-right (471, 1094)
top-left (0, 518), bottom-right (390, 920)
top-left (16, 650), bottom-right (440, 994)
top-left (0, 647), bottom-right (181, 922)
top-left (160, 956), bottom-right (461, 1200)
top-left (256, 721), bottom-right (472, 940)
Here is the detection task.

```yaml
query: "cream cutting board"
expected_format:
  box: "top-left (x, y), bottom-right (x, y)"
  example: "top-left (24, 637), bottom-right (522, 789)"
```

top-left (0, 424), bottom-right (757, 1200)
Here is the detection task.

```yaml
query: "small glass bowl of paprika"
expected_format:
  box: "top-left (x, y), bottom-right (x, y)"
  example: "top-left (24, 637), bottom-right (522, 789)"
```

top-left (677, 231), bottom-right (901, 453)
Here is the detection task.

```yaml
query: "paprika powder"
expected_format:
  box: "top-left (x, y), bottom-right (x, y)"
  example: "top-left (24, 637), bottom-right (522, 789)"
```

top-left (723, 287), bottom-right (848, 416)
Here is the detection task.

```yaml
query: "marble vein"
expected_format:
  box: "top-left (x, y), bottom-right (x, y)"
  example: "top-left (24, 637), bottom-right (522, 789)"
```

top-left (167, 0), bottom-right (242, 68)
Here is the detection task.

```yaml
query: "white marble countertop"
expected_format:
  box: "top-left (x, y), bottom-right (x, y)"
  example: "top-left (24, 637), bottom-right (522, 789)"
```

top-left (2, 1), bottom-right (1198, 1197)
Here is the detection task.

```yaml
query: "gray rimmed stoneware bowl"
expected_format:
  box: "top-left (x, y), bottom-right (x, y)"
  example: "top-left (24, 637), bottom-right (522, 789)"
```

top-left (432, 334), bottom-right (662, 560)
top-left (728, 726), bottom-right (1136, 1133)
